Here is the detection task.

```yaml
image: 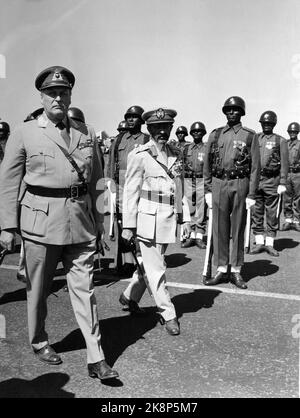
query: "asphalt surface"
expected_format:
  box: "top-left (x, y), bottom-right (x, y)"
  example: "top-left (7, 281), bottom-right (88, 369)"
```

top-left (0, 216), bottom-right (299, 398)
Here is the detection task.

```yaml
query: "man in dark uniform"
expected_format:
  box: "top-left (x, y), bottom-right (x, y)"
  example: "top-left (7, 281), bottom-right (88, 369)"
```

top-left (251, 111), bottom-right (288, 256)
top-left (0, 66), bottom-right (118, 380)
top-left (175, 126), bottom-right (189, 149)
top-left (181, 122), bottom-right (207, 249)
top-left (281, 122), bottom-right (300, 231)
top-left (106, 106), bottom-right (149, 280)
top-left (203, 96), bottom-right (260, 289)
top-left (0, 121), bottom-right (10, 162)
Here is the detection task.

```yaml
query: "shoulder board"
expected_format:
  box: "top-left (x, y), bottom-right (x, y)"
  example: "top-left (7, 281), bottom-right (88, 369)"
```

top-left (135, 142), bottom-right (152, 153)
top-left (242, 126), bottom-right (256, 134)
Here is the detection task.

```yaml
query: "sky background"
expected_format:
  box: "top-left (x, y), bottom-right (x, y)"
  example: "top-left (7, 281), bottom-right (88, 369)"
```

top-left (1, 0), bottom-right (300, 139)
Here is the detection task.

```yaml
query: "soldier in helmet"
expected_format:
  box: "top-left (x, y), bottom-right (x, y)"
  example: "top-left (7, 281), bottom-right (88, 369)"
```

top-left (121, 108), bottom-right (191, 335)
top-left (251, 111), bottom-right (288, 256)
top-left (117, 120), bottom-right (128, 134)
top-left (175, 126), bottom-right (189, 149)
top-left (181, 122), bottom-right (207, 249)
top-left (281, 122), bottom-right (300, 231)
top-left (203, 96), bottom-right (260, 289)
top-left (68, 107), bottom-right (85, 123)
top-left (106, 106), bottom-right (149, 282)
top-left (0, 121), bottom-right (10, 162)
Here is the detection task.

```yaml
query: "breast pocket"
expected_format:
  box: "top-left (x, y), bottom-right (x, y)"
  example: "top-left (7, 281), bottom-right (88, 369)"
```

top-left (20, 193), bottom-right (49, 237)
top-left (27, 148), bottom-right (55, 174)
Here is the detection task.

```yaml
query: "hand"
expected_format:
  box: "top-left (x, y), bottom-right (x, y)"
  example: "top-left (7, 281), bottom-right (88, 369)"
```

top-left (121, 228), bottom-right (135, 242)
top-left (205, 193), bottom-right (212, 209)
top-left (0, 230), bottom-right (16, 252)
top-left (246, 197), bottom-right (256, 210)
top-left (277, 185), bottom-right (286, 194)
top-left (182, 222), bottom-right (192, 240)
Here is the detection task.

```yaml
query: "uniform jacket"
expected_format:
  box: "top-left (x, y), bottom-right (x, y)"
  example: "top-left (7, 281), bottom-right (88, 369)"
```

top-left (0, 112), bottom-right (104, 245)
top-left (257, 132), bottom-right (288, 185)
top-left (204, 123), bottom-right (260, 199)
top-left (122, 139), bottom-right (191, 244)
top-left (106, 130), bottom-right (149, 184)
top-left (287, 138), bottom-right (300, 167)
top-left (183, 142), bottom-right (206, 176)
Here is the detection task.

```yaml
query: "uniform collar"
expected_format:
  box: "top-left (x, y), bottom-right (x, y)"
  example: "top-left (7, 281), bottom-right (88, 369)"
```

top-left (223, 122), bottom-right (242, 134)
top-left (261, 132), bottom-right (275, 139)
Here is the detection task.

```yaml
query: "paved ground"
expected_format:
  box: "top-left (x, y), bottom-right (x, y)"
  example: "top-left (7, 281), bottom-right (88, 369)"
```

top-left (0, 215), bottom-right (299, 398)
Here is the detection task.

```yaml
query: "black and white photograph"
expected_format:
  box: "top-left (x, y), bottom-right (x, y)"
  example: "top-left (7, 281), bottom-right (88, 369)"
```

top-left (0, 0), bottom-right (299, 401)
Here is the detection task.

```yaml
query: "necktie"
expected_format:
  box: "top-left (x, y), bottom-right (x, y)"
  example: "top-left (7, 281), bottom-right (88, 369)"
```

top-left (56, 121), bottom-right (71, 148)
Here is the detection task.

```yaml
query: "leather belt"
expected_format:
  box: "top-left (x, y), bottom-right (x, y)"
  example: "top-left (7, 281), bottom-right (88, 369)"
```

top-left (261, 168), bottom-right (280, 177)
top-left (27, 184), bottom-right (88, 198)
top-left (140, 189), bottom-right (174, 205)
top-left (213, 168), bottom-right (250, 180)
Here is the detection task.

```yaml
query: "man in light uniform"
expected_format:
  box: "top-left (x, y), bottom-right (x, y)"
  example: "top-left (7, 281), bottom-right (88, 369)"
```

top-left (0, 66), bottom-right (118, 381)
top-left (121, 108), bottom-right (191, 336)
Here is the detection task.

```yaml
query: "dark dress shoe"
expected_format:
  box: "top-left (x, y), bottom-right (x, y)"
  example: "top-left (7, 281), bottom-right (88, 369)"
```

top-left (195, 239), bottom-right (206, 249)
top-left (165, 318), bottom-right (180, 336)
top-left (88, 360), bottom-right (119, 380)
top-left (265, 246), bottom-right (279, 257)
top-left (230, 272), bottom-right (248, 289)
top-left (250, 244), bottom-right (265, 255)
top-left (203, 271), bottom-right (227, 286)
top-left (181, 238), bottom-right (195, 248)
top-left (34, 344), bottom-right (62, 365)
top-left (119, 293), bottom-right (147, 316)
top-left (16, 272), bottom-right (27, 284)
top-left (281, 222), bottom-right (292, 231)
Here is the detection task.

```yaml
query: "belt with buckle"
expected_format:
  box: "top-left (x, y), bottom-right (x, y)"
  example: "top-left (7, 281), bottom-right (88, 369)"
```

top-left (141, 189), bottom-right (175, 205)
top-left (27, 184), bottom-right (88, 198)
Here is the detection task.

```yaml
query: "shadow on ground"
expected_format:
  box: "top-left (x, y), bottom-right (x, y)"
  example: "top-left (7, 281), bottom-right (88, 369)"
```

top-left (52, 289), bottom-right (220, 368)
top-left (165, 253), bottom-right (192, 268)
top-left (275, 238), bottom-right (299, 251)
top-left (0, 373), bottom-right (74, 398)
top-left (243, 259), bottom-right (279, 281)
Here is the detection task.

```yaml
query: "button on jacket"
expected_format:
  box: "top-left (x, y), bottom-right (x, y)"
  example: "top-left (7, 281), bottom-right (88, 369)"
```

top-left (0, 113), bottom-right (104, 245)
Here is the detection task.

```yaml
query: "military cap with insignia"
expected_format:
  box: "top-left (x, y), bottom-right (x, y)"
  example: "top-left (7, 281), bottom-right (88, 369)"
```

top-left (35, 66), bottom-right (75, 91)
top-left (142, 108), bottom-right (177, 125)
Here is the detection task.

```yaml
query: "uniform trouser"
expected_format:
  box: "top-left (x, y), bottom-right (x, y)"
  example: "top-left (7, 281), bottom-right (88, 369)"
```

top-left (184, 177), bottom-right (206, 234)
top-left (252, 177), bottom-right (279, 238)
top-left (123, 240), bottom-right (176, 322)
top-left (212, 177), bottom-right (248, 267)
top-left (23, 238), bottom-right (104, 364)
top-left (283, 172), bottom-right (300, 222)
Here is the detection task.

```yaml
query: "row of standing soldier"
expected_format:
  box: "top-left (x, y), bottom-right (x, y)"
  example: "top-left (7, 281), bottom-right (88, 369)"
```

top-left (1, 68), bottom-right (300, 376)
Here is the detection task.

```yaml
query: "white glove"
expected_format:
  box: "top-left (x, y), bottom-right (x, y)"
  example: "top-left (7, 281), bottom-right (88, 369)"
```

top-left (245, 197), bottom-right (256, 210)
top-left (205, 193), bottom-right (212, 209)
top-left (277, 185), bottom-right (286, 194)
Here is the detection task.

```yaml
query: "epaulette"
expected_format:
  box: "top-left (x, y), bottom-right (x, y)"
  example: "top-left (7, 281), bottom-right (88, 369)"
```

top-left (135, 142), bottom-right (152, 154)
top-left (242, 126), bottom-right (256, 134)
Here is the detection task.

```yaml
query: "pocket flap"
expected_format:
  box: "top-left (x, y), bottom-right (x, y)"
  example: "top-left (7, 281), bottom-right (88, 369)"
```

top-left (29, 148), bottom-right (55, 158)
top-left (21, 193), bottom-right (49, 214)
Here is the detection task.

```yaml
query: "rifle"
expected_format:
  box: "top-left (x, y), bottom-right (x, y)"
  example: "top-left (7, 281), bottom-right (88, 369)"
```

top-left (276, 192), bottom-right (283, 230)
top-left (202, 207), bottom-right (213, 280)
top-left (244, 207), bottom-right (251, 254)
top-left (108, 181), bottom-right (116, 241)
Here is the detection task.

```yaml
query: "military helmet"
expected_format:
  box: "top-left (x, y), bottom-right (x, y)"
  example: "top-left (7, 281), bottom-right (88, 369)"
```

top-left (190, 121), bottom-right (207, 135)
top-left (287, 122), bottom-right (300, 133)
top-left (222, 96), bottom-right (246, 116)
top-left (259, 110), bottom-right (277, 125)
top-left (24, 107), bottom-right (44, 122)
top-left (68, 107), bottom-right (85, 123)
top-left (124, 105), bottom-right (145, 123)
top-left (117, 120), bottom-right (128, 132)
top-left (175, 126), bottom-right (188, 136)
top-left (0, 121), bottom-right (10, 135)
